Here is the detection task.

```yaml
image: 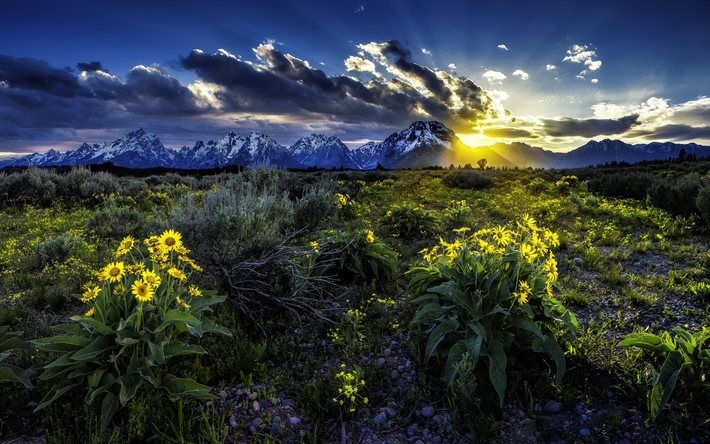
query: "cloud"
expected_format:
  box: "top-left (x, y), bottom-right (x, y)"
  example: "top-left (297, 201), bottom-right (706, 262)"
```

top-left (483, 70), bottom-right (506, 84)
top-left (512, 69), bottom-right (529, 80)
top-left (591, 78), bottom-right (598, 84)
top-left (0, 55), bottom-right (91, 98)
top-left (448, 63), bottom-right (456, 70)
top-left (77, 61), bottom-right (105, 72)
top-left (354, 5), bottom-right (365, 13)
top-left (483, 127), bottom-right (536, 138)
top-left (541, 114), bottom-right (640, 137)
top-left (627, 124), bottom-right (710, 141)
top-left (344, 56), bottom-right (380, 77)
top-left (563, 44), bottom-right (602, 77)
top-left (421, 48), bottom-right (432, 55)
top-left (546, 64), bottom-right (557, 71)
top-left (497, 44), bottom-right (508, 51)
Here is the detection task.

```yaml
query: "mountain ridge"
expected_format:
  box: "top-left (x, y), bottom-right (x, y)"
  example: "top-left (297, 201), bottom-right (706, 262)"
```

top-left (2, 121), bottom-right (709, 170)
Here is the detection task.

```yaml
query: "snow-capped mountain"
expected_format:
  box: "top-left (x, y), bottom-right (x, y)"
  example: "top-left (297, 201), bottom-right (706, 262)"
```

top-left (1, 122), bottom-right (708, 170)
top-left (375, 120), bottom-right (460, 168)
top-left (288, 134), bottom-right (357, 168)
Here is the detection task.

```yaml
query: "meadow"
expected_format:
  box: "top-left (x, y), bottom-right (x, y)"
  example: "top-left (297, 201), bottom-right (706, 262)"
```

top-left (0, 162), bottom-right (708, 443)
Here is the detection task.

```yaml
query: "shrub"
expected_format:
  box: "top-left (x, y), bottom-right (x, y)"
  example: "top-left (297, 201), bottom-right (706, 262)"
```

top-left (442, 171), bottom-right (493, 189)
top-left (33, 230), bottom-right (229, 431)
top-left (587, 171), bottom-right (654, 201)
top-left (443, 200), bottom-right (473, 226)
top-left (648, 172), bottom-right (703, 216)
top-left (382, 203), bottom-right (443, 238)
top-left (696, 184), bottom-right (710, 225)
top-left (87, 203), bottom-right (144, 238)
top-left (294, 183), bottom-right (338, 231)
top-left (619, 326), bottom-right (709, 417)
top-left (409, 216), bottom-right (577, 406)
top-left (527, 177), bottom-right (548, 193)
top-left (79, 172), bottom-right (122, 200)
top-left (307, 228), bottom-right (397, 290)
top-left (0, 326), bottom-right (33, 387)
top-left (36, 234), bottom-right (84, 267)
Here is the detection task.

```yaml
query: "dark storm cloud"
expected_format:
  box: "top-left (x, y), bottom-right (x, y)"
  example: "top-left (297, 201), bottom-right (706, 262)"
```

top-left (181, 42), bottom-right (497, 130)
top-left (627, 124), bottom-right (710, 141)
top-left (541, 114), bottom-right (640, 137)
top-left (77, 61), bottom-right (105, 72)
top-left (0, 55), bottom-right (90, 98)
top-left (483, 127), bottom-right (537, 138)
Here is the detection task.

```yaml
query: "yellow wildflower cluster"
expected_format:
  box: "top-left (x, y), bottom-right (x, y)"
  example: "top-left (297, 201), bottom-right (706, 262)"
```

top-left (418, 215), bottom-right (562, 305)
top-left (332, 364), bottom-right (368, 413)
top-left (364, 229), bottom-right (375, 244)
top-left (335, 193), bottom-right (350, 208)
top-left (81, 230), bottom-right (205, 319)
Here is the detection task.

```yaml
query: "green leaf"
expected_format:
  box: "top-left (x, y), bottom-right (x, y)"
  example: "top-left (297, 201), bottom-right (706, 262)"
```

top-left (155, 309), bottom-right (201, 333)
top-left (508, 315), bottom-right (544, 340)
top-left (35, 383), bottom-right (79, 411)
top-left (71, 335), bottom-right (117, 361)
top-left (117, 372), bottom-right (144, 406)
top-left (70, 315), bottom-right (114, 335)
top-left (425, 318), bottom-right (459, 360)
top-left (0, 364), bottom-right (32, 388)
top-left (532, 336), bottom-right (567, 384)
top-left (618, 333), bottom-right (674, 353)
top-left (488, 338), bottom-right (507, 407)
top-left (100, 392), bottom-right (120, 432)
top-left (160, 375), bottom-right (216, 401)
top-left (649, 351), bottom-right (685, 417)
top-left (164, 342), bottom-right (207, 359)
top-left (445, 340), bottom-right (467, 385)
top-left (33, 335), bottom-right (91, 352)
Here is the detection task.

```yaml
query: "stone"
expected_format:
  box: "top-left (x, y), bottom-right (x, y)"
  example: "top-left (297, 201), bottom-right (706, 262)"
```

top-left (289, 417), bottom-right (301, 425)
top-left (579, 428), bottom-right (590, 437)
top-left (249, 425), bottom-right (257, 434)
top-left (373, 412), bottom-right (387, 424)
top-left (573, 257), bottom-right (584, 266)
top-left (543, 400), bottom-right (562, 414)
top-left (390, 369), bottom-right (401, 379)
top-left (432, 435), bottom-right (442, 443)
top-left (421, 405), bottom-right (435, 417)
top-left (250, 418), bottom-right (261, 428)
top-left (270, 423), bottom-right (280, 435)
top-left (229, 415), bottom-right (237, 428)
top-left (217, 390), bottom-right (228, 399)
top-left (252, 400), bottom-right (261, 412)
top-left (383, 348), bottom-right (393, 356)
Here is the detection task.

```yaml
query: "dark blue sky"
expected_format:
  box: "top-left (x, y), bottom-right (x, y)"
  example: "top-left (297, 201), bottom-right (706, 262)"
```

top-left (1, 0), bottom-right (709, 153)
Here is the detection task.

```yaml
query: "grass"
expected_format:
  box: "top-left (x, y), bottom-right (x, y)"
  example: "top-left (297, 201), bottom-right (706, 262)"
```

top-left (0, 167), bottom-right (708, 442)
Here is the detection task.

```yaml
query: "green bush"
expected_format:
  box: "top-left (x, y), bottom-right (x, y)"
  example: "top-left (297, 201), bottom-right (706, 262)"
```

top-left (443, 200), bottom-right (473, 226)
top-left (88, 203), bottom-right (144, 238)
top-left (36, 234), bottom-right (84, 268)
top-left (442, 171), bottom-right (493, 189)
top-left (696, 184), bottom-right (710, 225)
top-left (382, 203), bottom-right (443, 238)
top-left (0, 325), bottom-right (33, 388)
top-left (409, 217), bottom-right (577, 406)
top-left (619, 326), bottom-right (710, 417)
top-left (307, 228), bottom-right (397, 290)
top-left (33, 230), bottom-right (229, 431)
top-left (648, 172), bottom-right (703, 216)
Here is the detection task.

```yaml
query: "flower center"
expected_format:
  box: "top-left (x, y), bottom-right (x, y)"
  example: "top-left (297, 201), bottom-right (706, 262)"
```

top-left (165, 237), bottom-right (176, 246)
top-left (110, 267), bottom-right (120, 277)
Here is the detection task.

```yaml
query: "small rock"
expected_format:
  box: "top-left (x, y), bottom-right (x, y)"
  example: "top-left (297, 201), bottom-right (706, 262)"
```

top-left (252, 400), bottom-right (261, 412)
top-left (579, 428), bottom-right (590, 437)
top-left (422, 405), bottom-right (435, 417)
top-left (415, 441), bottom-right (425, 444)
top-left (432, 435), bottom-right (442, 444)
top-left (249, 425), bottom-right (257, 434)
top-left (217, 390), bottom-right (228, 399)
top-left (543, 400), bottom-right (562, 414)
top-left (250, 418), bottom-right (261, 428)
top-left (377, 357), bottom-right (386, 367)
top-left (383, 407), bottom-right (396, 418)
top-left (373, 412), bottom-right (387, 424)
top-left (390, 369), bottom-right (401, 379)
top-left (573, 257), bottom-right (584, 266)
top-left (248, 392), bottom-right (258, 401)
top-left (580, 414), bottom-right (588, 422)
top-left (289, 417), bottom-right (301, 425)
top-left (407, 425), bottom-right (417, 437)
top-left (229, 415), bottom-right (237, 428)
top-left (261, 399), bottom-right (272, 408)
top-left (383, 348), bottom-right (393, 356)
top-left (619, 439), bottom-right (630, 444)
top-left (270, 423), bottom-right (280, 435)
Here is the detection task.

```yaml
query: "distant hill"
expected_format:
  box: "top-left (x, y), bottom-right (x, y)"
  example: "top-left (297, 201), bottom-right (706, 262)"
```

top-left (2, 121), bottom-right (708, 170)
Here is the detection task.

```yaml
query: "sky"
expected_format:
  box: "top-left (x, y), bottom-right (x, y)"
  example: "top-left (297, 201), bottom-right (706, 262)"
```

top-left (1, 0), bottom-right (709, 156)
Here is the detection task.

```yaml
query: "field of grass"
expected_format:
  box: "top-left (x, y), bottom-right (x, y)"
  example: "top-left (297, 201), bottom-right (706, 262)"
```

top-left (0, 164), bottom-right (708, 443)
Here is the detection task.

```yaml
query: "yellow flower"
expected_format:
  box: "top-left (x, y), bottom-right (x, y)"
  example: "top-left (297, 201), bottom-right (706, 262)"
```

top-left (364, 229), bottom-right (375, 244)
top-left (141, 270), bottom-right (162, 288)
top-left (168, 267), bottom-right (187, 281)
top-left (176, 296), bottom-right (190, 310)
top-left (113, 283), bottom-right (125, 296)
top-left (513, 280), bottom-right (532, 304)
top-left (188, 285), bottom-right (202, 297)
top-left (335, 193), bottom-right (348, 208)
top-left (127, 262), bottom-right (146, 274)
top-left (85, 307), bottom-right (95, 317)
top-left (115, 236), bottom-right (136, 257)
top-left (179, 255), bottom-right (203, 272)
top-left (452, 227), bottom-right (471, 235)
top-left (491, 226), bottom-right (513, 246)
top-left (520, 243), bottom-right (538, 264)
top-left (543, 255), bottom-right (558, 281)
top-left (81, 285), bottom-right (101, 302)
top-left (132, 280), bottom-right (155, 303)
top-left (522, 214), bottom-right (539, 231)
top-left (158, 229), bottom-right (183, 253)
top-left (101, 261), bottom-right (125, 283)
top-left (310, 241), bottom-right (320, 253)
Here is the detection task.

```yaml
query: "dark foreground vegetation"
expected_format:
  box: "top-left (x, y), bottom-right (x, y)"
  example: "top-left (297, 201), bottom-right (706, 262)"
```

top-left (0, 160), bottom-right (709, 443)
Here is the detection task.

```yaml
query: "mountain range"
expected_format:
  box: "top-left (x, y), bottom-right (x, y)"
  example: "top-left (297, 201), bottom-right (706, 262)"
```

top-left (2, 121), bottom-right (708, 170)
